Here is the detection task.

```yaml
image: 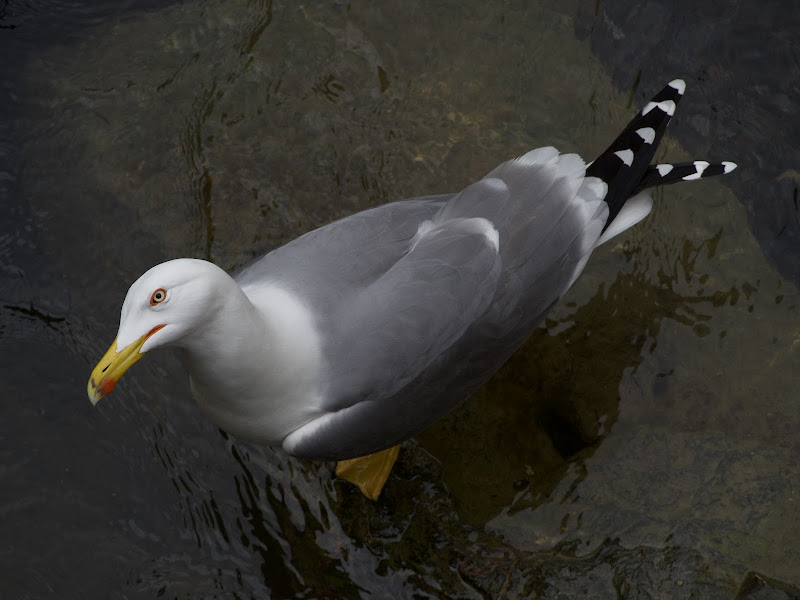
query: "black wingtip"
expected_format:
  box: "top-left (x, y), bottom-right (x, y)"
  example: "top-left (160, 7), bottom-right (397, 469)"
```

top-left (633, 160), bottom-right (738, 193)
top-left (587, 79), bottom-right (687, 230)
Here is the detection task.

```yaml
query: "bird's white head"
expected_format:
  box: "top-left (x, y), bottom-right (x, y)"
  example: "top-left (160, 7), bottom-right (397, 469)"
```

top-left (87, 258), bottom-right (232, 405)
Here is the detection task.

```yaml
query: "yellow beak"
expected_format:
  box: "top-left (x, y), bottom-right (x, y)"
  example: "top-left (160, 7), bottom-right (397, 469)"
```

top-left (87, 324), bottom-right (165, 405)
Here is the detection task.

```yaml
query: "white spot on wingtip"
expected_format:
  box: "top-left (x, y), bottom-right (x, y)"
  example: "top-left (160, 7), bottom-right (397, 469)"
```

top-left (668, 79), bottom-right (686, 95)
top-left (614, 149), bottom-right (634, 167)
top-left (695, 160), bottom-right (710, 171)
top-left (635, 127), bottom-right (655, 144)
top-left (723, 161), bottom-right (737, 173)
top-left (656, 163), bottom-right (674, 177)
top-left (683, 161), bottom-right (710, 181)
top-left (644, 99), bottom-right (676, 116)
top-left (642, 99), bottom-right (675, 116)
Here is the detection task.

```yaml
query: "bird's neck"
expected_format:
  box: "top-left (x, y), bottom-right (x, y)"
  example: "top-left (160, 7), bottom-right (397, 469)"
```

top-left (180, 282), bottom-right (324, 446)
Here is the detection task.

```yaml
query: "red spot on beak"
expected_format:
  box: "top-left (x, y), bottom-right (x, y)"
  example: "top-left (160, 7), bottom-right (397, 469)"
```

top-left (99, 377), bottom-right (116, 398)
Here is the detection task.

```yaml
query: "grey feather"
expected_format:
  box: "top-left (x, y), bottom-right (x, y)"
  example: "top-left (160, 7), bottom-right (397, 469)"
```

top-left (274, 151), bottom-right (604, 459)
top-left (326, 217), bottom-right (502, 408)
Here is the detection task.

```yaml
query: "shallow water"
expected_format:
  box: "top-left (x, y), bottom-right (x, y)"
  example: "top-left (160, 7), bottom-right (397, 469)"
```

top-left (2, 1), bottom-right (799, 598)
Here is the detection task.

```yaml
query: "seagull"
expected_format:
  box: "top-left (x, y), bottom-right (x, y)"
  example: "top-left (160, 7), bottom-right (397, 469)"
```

top-left (88, 80), bottom-right (736, 499)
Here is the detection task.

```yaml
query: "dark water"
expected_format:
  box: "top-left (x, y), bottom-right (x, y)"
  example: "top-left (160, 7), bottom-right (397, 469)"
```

top-left (2, 1), bottom-right (799, 598)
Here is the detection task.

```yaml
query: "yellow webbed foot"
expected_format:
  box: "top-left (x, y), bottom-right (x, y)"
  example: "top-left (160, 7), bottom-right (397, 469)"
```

top-left (335, 445), bottom-right (401, 500)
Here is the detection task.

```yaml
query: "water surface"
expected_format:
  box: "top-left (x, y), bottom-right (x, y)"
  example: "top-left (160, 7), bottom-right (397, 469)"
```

top-left (2, 1), bottom-right (799, 597)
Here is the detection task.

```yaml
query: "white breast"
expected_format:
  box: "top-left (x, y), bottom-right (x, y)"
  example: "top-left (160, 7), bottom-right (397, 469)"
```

top-left (188, 283), bottom-right (325, 446)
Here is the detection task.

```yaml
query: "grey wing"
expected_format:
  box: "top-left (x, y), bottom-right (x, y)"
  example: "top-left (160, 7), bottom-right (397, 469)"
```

top-left (234, 195), bottom-right (453, 299)
top-left (281, 149), bottom-right (611, 459)
top-left (282, 216), bottom-right (502, 459)
top-left (323, 216), bottom-right (502, 407)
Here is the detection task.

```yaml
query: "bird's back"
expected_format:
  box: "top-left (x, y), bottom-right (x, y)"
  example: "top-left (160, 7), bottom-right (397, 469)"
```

top-left (236, 150), bottom-right (611, 459)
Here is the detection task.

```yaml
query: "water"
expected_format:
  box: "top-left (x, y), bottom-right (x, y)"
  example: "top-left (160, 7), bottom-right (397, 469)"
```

top-left (2, 1), bottom-right (799, 598)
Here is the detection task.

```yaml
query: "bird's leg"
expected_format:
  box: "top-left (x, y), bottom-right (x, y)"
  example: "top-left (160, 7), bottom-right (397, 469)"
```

top-left (335, 445), bottom-right (401, 500)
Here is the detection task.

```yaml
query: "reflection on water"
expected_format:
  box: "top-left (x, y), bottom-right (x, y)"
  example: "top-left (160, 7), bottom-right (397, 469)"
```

top-left (3, 0), bottom-right (800, 597)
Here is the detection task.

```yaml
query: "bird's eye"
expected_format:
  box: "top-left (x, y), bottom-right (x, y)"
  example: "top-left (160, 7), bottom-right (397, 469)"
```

top-left (150, 288), bottom-right (167, 306)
